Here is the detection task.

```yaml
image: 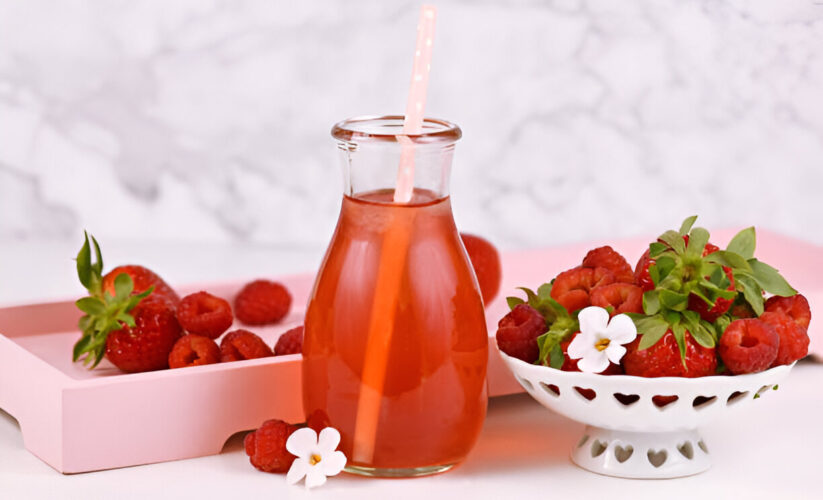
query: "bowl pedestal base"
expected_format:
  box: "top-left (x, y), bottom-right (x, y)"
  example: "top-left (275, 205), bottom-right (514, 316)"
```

top-left (571, 426), bottom-right (711, 479)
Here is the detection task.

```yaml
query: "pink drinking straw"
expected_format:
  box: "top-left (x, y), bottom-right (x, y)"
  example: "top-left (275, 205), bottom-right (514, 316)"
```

top-left (393, 4), bottom-right (437, 203)
top-left (352, 5), bottom-right (437, 464)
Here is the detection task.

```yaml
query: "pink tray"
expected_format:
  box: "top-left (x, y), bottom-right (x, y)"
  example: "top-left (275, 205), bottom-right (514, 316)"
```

top-left (1, 230), bottom-right (820, 473)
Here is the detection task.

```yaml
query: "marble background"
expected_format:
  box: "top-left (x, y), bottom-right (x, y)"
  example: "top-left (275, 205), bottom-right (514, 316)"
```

top-left (2, 0), bottom-right (823, 255)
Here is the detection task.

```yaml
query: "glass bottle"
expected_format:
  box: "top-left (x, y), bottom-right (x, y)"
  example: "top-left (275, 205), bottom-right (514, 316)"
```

top-left (302, 115), bottom-right (488, 477)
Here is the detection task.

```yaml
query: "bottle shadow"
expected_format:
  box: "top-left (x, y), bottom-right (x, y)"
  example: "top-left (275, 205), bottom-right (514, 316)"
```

top-left (455, 393), bottom-right (581, 476)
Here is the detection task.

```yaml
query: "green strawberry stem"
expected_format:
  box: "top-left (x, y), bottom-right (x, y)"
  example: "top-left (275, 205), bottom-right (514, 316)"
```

top-left (73, 232), bottom-right (152, 368)
top-left (631, 217), bottom-right (797, 363)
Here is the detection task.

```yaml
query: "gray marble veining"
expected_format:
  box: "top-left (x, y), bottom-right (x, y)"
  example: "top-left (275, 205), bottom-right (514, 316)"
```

top-left (1, 0), bottom-right (822, 252)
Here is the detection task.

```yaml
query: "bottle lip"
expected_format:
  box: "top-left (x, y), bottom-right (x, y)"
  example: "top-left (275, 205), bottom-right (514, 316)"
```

top-left (331, 115), bottom-right (462, 145)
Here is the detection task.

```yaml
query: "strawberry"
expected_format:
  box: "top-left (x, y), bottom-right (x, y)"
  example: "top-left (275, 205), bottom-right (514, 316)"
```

top-left (635, 240), bottom-right (719, 292)
top-left (625, 219), bottom-right (799, 373)
top-left (104, 296), bottom-right (182, 372)
top-left (686, 267), bottom-right (735, 322)
top-left (623, 329), bottom-right (717, 377)
top-left (72, 232), bottom-right (182, 372)
top-left (460, 233), bottom-right (503, 304)
top-left (633, 221), bottom-right (735, 322)
top-left (102, 265), bottom-right (180, 306)
top-left (635, 218), bottom-right (796, 323)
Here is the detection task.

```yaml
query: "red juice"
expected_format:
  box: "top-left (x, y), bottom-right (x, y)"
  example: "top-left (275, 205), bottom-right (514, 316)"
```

top-left (303, 188), bottom-right (488, 474)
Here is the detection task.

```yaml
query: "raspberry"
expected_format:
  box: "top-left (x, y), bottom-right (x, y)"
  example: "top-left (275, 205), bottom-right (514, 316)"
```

top-left (495, 304), bottom-right (546, 362)
top-left (550, 266), bottom-right (615, 313)
top-left (168, 334), bottom-right (220, 368)
top-left (274, 326), bottom-right (303, 356)
top-left (176, 291), bottom-right (233, 339)
top-left (220, 329), bottom-right (273, 362)
top-left (765, 294), bottom-right (811, 330)
top-left (460, 233), bottom-right (503, 304)
top-left (559, 332), bottom-right (623, 374)
top-left (717, 318), bottom-right (779, 374)
top-left (760, 311), bottom-right (809, 366)
top-left (244, 419), bottom-right (298, 473)
top-left (582, 246), bottom-right (634, 283)
top-left (234, 280), bottom-right (292, 326)
top-left (590, 283), bottom-right (643, 315)
top-left (623, 330), bottom-right (717, 377)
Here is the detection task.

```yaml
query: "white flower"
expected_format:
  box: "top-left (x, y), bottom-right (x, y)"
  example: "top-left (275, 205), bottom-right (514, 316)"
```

top-left (567, 307), bottom-right (637, 373)
top-left (286, 427), bottom-right (347, 489)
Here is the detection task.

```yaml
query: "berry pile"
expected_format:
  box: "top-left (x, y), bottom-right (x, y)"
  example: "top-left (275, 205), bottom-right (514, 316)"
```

top-left (72, 233), bottom-right (302, 373)
top-left (496, 217), bottom-right (811, 377)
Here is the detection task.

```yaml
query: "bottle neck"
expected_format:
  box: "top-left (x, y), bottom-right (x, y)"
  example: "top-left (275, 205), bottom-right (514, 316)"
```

top-left (337, 142), bottom-right (455, 202)
top-left (331, 115), bottom-right (461, 204)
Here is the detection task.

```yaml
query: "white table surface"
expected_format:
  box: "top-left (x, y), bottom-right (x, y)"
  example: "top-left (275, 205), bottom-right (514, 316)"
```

top-left (1, 241), bottom-right (821, 499)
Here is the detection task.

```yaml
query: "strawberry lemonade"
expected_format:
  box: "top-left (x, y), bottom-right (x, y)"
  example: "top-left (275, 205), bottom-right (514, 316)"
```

top-left (303, 187), bottom-right (488, 475)
top-left (303, 114), bottom-right (488, 476)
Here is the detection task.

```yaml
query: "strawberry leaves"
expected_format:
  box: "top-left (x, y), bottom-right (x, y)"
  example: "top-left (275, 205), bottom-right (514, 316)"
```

top-left (726, 226), bottom-right (755, 259)
top-left (705, 226), bottom-right (797, 314)
top-left (631, 218), bottom-right (796, 358)
top-left (73, 232), bottom-right (152, 369)
top-left (629, 314), bottom-right (669, 349)
top-left (678, 215), bottom-right (698, 235)
top-left (747, 260), bottom-right (796, 296)
top-left (76, 231), bottom-right (104, 295)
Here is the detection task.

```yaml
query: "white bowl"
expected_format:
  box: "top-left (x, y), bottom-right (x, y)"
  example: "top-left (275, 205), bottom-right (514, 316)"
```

top-left (499, 349), bottom-right (794, 478)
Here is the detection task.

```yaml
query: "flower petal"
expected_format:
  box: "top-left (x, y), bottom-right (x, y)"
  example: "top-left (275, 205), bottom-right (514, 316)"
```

top-left (317, 427), bottom-right (341, 453)
top-left (286, 458), bottom-right (308, 485)
top-left (578, 307), bottom-right (610, 335)
top-left (321, 450), bottom-right (347, 476)
top-left (305, 467), bottom-right (327, 489)
top-left (286, 427), bottom-right (317, 459)
top-left (577, 350), bottom-right (609, 373)
top-left (605, 314), bottom-right (637, 344)
top-left (606, 343), bottom-right (627, 364)
top-left (567, 333), bottom-right (593, 360)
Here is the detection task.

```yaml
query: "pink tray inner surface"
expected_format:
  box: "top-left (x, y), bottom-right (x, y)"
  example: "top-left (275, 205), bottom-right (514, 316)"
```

top-left (1, 230), bottom-right (820, 473)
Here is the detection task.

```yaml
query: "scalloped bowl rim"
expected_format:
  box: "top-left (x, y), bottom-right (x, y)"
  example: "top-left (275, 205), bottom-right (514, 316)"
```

top-left (498, 348), bottom-right (795, 390)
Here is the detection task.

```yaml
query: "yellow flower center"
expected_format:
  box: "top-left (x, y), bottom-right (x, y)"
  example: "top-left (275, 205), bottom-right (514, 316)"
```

top-left (594, 338), bottom-right (610, 352)
top-left (309, 454), bottom-right (322, 466)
